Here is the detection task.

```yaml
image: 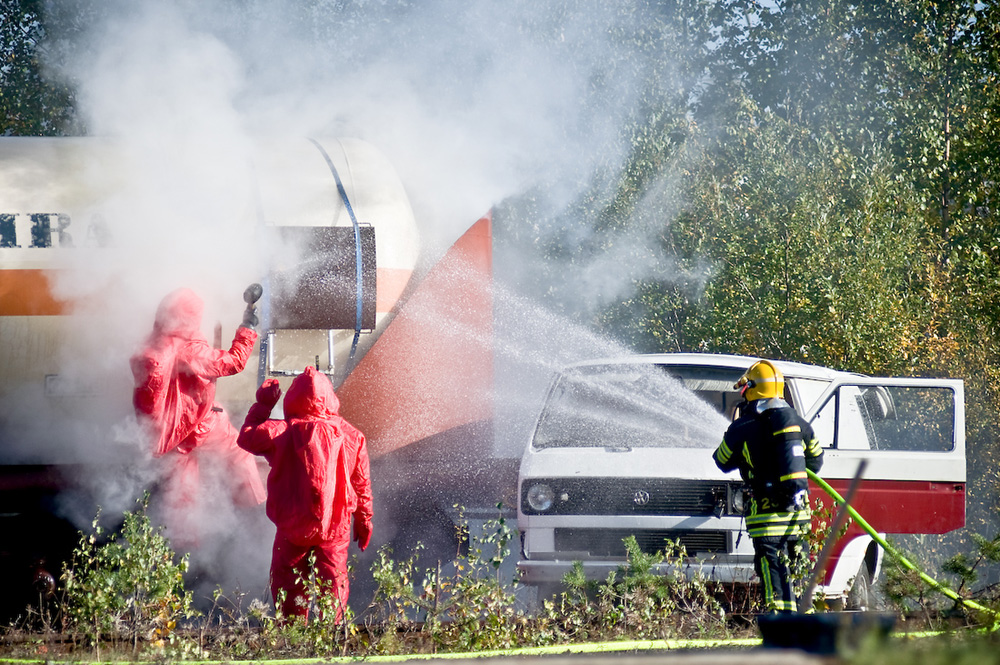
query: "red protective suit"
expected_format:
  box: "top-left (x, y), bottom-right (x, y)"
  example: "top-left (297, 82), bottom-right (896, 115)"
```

top-left (237, 366), bottom-right (373, 622)
top-left (130, 288), bottom-right (266, 546)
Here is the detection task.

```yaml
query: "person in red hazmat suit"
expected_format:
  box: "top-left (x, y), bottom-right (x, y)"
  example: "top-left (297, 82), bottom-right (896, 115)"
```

top-left (237, 366), bottom-right (373, 622)
top-left (130, 287), bottom-right (266, 548)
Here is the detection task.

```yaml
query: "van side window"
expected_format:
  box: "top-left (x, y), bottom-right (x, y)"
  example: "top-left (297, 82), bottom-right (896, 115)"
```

top-left (837, 386), bottom-right (872, 449)
top-left (812, 384), bottom-right (957, 451)
top-left (860, 385), bottom-right (955, 452)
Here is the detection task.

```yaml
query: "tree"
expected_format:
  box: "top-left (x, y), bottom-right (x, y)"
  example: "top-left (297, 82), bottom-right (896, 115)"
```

top-left (0, 0), bottom-right (78, 136)
top-left (604, 94), bottom-right (932, 375)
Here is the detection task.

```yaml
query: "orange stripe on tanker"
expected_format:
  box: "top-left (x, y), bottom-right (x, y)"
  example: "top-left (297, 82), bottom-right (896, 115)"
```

top-left (0, 269), bottom-right (67, 316)
top-left (1, 266), bottom-right (414, 318)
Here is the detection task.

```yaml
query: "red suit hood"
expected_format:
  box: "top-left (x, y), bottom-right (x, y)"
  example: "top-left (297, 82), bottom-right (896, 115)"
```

top-left (283, 365), bottom-right (341, 420)
top-left (153, 288), bottom-right (205, 339)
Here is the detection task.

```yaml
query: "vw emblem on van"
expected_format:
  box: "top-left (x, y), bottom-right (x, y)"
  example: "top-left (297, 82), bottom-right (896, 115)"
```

top-left (633, 490), bottom-right (650, 506)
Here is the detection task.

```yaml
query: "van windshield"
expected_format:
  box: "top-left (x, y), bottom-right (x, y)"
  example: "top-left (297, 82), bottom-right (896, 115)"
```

top-left (532, 364), bottom-right (733, 450)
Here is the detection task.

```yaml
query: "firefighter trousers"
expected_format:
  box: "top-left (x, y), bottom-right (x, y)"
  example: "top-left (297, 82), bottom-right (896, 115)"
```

top-left (753, 534), bottom-right (803, 613)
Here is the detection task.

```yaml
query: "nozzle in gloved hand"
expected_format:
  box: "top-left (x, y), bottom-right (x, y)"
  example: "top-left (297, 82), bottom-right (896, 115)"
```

top-left (244, 282), bottom-right (263, 305)
top-left (241, 282), bottom-right (263, 330)
top-left (242, 305), bottom-right (259, 329)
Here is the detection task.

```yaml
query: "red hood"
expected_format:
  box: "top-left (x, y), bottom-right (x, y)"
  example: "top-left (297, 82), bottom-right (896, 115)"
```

top-left (283, 365), bottom-right (341, 420)
top-left (153, 288), bottom-right (204, 338)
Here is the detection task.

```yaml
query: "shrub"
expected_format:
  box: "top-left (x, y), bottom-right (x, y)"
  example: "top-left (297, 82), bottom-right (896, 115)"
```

top-left (537, 535), bottom-right (727, 643)
top-left (59, 494), bottom-right (198, 658)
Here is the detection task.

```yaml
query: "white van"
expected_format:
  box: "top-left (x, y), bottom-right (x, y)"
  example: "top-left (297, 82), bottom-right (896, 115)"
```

top-left (516, 353), bottom-right (966, 608)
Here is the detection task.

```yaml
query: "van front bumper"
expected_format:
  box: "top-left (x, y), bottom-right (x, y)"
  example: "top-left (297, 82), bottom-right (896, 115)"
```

top-left (516, 555), bottom-right (757, 586)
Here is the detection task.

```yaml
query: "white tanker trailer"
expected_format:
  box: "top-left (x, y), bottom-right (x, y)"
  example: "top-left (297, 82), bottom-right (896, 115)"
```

top-left (0, 136), bottom-right (507, 619)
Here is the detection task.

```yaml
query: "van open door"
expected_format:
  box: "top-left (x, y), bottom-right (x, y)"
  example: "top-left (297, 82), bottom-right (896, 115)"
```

top-left (802, 377), bottom-right (965, 605)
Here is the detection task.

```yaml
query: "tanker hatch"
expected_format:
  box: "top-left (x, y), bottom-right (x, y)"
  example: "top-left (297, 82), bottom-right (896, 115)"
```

top-left (267, 225), bottom-right (376, 330)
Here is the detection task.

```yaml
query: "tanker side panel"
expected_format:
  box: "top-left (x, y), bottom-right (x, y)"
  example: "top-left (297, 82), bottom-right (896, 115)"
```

top-left (0, 136), bottom-right (430, 620)
top-left (0, 136), bottom-right (423, 456)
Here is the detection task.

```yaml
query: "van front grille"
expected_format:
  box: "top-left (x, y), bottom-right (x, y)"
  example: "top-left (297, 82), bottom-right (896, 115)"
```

top-left (554, 528), bottom-right (728, 557)
top-left (521, 477), bottom-right (730, 516)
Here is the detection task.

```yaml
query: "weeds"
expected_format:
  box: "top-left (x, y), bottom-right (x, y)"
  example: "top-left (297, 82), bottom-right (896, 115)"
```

top-left (6, 495), bottom-right (999, 662)
top-left (365, 503), bottom-right (525, 653)
top-left (59, 493), bottom-right (199, 659)
top-left (535, 535), bottom-right (728, 643)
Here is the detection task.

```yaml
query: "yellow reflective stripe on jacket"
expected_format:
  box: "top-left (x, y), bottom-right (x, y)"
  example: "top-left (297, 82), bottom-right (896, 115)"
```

top-left (780, 471), bottom-right (807, 481)
top-left (745, 510), bottom-right (811, 527)
top-left (715, 439), bottom-right (733, 463)
top-left (745, 509), bottom-right (811, 538)
top-left (749, 523), bottom-right (811, 538)
top-left (773, 425), bottom-right (801, 435)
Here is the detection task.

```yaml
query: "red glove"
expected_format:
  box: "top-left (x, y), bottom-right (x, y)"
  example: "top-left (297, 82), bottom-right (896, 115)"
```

top-left (353, 515), bottom-right (372, 552)
top-left (256, 378), bottom-right (281, 408)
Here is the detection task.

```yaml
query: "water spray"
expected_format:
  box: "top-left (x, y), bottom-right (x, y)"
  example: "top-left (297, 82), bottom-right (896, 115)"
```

top-left (806, 468), bottom-right (998, 619)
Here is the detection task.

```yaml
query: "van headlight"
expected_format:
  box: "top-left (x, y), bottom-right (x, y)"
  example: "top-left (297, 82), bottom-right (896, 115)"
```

top-left (526, 483), bottom-right (555, 512)
top-left (731, 486), bottom-right (747, 515)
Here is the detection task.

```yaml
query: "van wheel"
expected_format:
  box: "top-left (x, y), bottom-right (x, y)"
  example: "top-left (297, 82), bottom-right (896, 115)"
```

top-left (846, 563), bottom-right (882, 611)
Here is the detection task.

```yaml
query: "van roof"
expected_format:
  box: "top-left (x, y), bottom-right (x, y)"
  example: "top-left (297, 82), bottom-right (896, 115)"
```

top-left (561, 352), bottom-right (861, 381)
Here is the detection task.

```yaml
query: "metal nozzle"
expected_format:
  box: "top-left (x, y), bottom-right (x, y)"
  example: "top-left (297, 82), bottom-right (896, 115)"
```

top-left (244, 282), bottom-right (263, 305)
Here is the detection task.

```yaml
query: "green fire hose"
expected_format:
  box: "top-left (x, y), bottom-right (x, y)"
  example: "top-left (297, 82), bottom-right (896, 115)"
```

top-left (807, 468), bottom-right (997, 618)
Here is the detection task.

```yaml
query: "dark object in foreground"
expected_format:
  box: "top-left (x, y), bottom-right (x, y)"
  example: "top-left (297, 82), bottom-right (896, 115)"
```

top-left (758, 612), bottom-right (897, 655)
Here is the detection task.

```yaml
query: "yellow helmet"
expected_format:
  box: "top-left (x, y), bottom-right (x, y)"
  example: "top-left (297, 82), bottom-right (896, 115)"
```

top-left (735, 359), bottom-right (784, 401)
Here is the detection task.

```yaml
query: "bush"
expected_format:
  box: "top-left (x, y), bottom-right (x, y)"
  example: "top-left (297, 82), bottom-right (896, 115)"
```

top-left (60, 494), bottom-right (198, 658)
top-left (536, 535), bottom-right (728, 643)
top-left (366, 503), bottom-right (526, 653)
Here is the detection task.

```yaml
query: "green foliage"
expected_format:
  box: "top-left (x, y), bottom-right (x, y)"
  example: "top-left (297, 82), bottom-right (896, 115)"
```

top-left (367, 503), bottom-right (525, 653)
top-left (848, 633), bottom-right (1000, 665)
top-left (0, 0), bottom-right (79, 135)
top-left (942, 532), bottom-right (1000, 601)
top-left (263, 554), bottom-right (356, 659)
top-left (535, 535), bottom-right (727, 643)
top-left (59, 494), bottom-right (198, 657)
top-left (10, 496), bottom-right (1000, 662)
top-left (609, 99), bottom-right (932, 374)
top-left (881, 538), bottom-right (955, 627)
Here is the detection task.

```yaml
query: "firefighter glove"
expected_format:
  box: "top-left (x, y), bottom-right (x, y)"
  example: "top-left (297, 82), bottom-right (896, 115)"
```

top-left (353, 515), bottom-right (372, 552)
top-left (241, 304), bottom-right (259, 330)
top-left (256, 378), bottom-right (282, 408)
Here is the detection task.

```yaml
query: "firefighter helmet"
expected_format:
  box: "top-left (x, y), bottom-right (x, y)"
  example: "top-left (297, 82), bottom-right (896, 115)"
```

top-left (734, 359), bottom-right (784, 401)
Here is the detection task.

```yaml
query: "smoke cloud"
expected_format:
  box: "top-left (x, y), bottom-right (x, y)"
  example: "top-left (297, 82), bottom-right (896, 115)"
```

top-left (21, 0), bottom-right (699, 607)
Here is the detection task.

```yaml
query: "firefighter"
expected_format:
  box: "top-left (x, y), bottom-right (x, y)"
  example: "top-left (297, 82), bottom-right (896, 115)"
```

top-left (130, 287), bottom-right (266, 547)
top-left (712, 359), bottom-right (823, 613)
top-left (237, 366), bottom-right (373, 622)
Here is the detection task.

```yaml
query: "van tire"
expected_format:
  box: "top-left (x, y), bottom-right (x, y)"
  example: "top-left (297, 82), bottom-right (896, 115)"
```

top-left (846, 562), bottom-right (883, 611)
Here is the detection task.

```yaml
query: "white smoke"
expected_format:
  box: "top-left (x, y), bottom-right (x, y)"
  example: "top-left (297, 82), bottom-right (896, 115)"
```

top-left (27, 0), bottom-right (698, 607)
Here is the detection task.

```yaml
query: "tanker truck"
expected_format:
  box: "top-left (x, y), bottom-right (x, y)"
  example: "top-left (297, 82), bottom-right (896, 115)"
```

top-left (0, 136), bottom-right (510, 619)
